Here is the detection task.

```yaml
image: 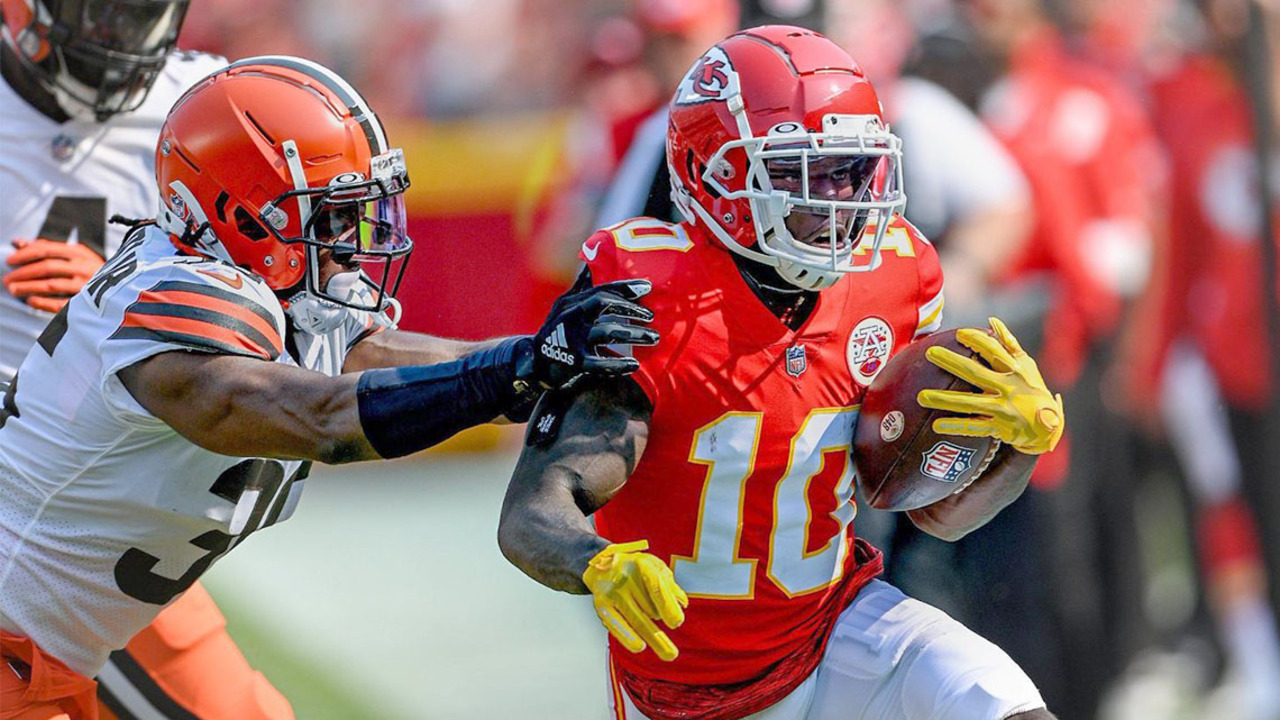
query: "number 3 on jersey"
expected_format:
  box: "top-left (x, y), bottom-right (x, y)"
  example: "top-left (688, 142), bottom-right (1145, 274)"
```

top-left (671, 408), bottom-right (859, 599)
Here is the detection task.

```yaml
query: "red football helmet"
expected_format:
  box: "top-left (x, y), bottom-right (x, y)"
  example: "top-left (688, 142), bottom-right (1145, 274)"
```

top-left (1, 0), bottom-right (189, 120)
top-left (155, 56), bottom-right (412, 313)
top-left (666, 26), bottom-right (906, 290)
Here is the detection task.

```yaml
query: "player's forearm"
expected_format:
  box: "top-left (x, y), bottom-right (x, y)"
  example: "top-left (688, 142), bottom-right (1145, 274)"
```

top-left (240, 340), bottom-right (529, 462)
top-left (906, 447), bottom-right (1036, 541)
top-left (120, 353), bottom-right (378, 464)
top-left (122, 345), bottom-right (531, 463)
top-left (230, 344), bottom-right (528, 462)
top-left (198, 375), bottom-right (376, 463)
top-left (498, 466), bottom-right (610, 594)
top-left (343, 328), bottom-right (517, 372)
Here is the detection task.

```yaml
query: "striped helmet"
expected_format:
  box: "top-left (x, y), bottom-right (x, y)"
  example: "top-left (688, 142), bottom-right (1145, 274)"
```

top-left (155, 56), bottom-right (412, 312)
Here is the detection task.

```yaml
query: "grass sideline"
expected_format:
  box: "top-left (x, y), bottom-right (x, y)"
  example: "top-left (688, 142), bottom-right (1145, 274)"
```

top-left (213, 591), bottom-right (383, 720)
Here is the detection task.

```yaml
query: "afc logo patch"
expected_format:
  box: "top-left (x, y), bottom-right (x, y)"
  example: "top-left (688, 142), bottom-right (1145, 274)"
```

top-left (674, 47), bottom-right (739, 105)
top-left (920, 441), bottom-right (975, 483)
top-left (847, 317), bottom-right (893, 386)
top-left (785, 344), bottom-right (807, 378)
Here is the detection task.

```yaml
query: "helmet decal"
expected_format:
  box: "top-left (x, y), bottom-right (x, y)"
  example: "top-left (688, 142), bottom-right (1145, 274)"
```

top-left (674, 47), bottom-right (739, 106)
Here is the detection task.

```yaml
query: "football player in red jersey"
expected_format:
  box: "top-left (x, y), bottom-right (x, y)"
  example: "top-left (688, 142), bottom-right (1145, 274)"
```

top-left (499, 26), bottom-right (1063, 720)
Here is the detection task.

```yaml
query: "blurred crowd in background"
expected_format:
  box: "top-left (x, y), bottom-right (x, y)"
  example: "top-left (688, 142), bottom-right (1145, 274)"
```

top-left (175, 1), bottom-right (1280, 719)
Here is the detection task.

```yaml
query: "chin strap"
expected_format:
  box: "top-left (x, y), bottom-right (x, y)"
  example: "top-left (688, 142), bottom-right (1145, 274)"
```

top-left (286, 271), bottom-right (367, 335)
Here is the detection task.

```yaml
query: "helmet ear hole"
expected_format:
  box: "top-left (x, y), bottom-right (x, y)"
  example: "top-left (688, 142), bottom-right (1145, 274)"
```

top-left (703, 170), bottom-right (722, 200)
top-left (233, 207), bottom-right (269, 241)
top-left (685, 150), bottom-right (702, 191)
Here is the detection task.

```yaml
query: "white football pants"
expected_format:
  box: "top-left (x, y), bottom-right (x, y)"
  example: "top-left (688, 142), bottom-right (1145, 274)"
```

top-left (608, 579), bottom-right (1046, 720)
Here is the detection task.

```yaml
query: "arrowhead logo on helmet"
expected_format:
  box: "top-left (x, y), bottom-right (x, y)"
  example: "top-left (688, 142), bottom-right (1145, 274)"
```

top-left (674, 47), bottom-right (739, 105)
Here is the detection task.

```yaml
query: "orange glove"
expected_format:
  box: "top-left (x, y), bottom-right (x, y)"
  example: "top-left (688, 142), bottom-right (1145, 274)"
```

top-left (4, 239), bottom-right (104, 313)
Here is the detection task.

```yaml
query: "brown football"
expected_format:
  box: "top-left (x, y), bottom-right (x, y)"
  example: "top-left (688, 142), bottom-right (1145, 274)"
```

top-left (853, 328), bottom-right (1002, 511)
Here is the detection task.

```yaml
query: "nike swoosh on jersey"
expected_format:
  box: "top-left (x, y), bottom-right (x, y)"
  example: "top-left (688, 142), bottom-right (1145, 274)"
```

top-left (196, 268), bottom-right (245, 289)
top-left (581, 241), bottom-right (602, 262)
top-left (111, 280), bottom-right (282, 360)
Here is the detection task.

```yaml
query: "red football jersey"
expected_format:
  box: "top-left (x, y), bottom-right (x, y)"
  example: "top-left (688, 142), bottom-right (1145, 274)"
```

top-left (1142, 55), bottom-right (1275, 408)
top-left (582, 216), bottom-right (945, 713)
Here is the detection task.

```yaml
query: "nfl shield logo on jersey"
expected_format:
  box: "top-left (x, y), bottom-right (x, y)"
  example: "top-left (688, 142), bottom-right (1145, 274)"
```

top-left (785, 344), bottom-right (807, 378)
top-left (920, 442), bottom-right (975, 483)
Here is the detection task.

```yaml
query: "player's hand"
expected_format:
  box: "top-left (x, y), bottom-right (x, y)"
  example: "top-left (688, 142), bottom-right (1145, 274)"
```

top-left (4, 239), bottom-right (104, 313)
top-left (582, 540), bottom-right (688, 662)
top-left (518, 274), bottom-right (658, 391)
top-left (916, 317), bottom-right (1065, 455)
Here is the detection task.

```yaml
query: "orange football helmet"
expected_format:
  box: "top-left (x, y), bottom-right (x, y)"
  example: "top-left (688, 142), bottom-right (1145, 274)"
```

top-left (155, 56), bottom-right (412, 313)
top-left (666, 26), bottom-right (906, 290)
top-left (0, 0), bottom-right (189, 120)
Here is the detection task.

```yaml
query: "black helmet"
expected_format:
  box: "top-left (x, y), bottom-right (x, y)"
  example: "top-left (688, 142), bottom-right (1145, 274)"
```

top-left (1, 0), bottom-right (190, 121)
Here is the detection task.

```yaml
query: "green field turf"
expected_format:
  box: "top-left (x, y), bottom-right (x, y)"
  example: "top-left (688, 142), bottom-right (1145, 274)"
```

top-left (203, 448), bottom-right (605, 720)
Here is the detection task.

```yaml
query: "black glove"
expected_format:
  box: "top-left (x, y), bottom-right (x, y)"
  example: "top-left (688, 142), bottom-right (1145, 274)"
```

top-left (514, 272), bottom-right (658, 393)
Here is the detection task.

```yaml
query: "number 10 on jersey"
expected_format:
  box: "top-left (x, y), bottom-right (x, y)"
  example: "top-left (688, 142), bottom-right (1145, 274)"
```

top-left (671, 408), bottom-right (860, 599)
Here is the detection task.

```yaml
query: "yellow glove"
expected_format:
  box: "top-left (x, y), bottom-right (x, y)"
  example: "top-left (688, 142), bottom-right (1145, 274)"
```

top-left (582, 540), bottom-right (689, 662)
top-left (917, 318), bottom-right (1065, 455)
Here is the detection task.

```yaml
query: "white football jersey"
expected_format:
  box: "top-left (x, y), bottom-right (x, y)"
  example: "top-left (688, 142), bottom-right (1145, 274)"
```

top-left (0, 226), bottom-right (392, 676)
top-left (0, 50), bottom-right (227, 382)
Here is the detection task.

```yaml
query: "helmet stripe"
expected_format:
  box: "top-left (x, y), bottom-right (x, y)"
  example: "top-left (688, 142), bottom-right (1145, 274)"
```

top-left (224, 55), bottom-right (388, 155)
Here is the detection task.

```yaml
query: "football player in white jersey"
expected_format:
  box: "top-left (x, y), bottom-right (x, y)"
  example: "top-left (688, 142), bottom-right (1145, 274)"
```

top-left (0, 56), bottom-right (658, 720)
top-left (0, 2), bottom-right (296, 719)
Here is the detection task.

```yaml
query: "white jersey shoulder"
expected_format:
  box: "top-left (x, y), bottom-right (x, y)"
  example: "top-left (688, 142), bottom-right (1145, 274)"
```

top-left (88, 225), bottom-right (287, 384)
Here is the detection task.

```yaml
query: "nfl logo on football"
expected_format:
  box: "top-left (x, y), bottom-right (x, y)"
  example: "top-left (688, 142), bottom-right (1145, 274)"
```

top-left (920, 441), bottom-right (975, 483)
top-left (785, 344), bottom-right (807, 378)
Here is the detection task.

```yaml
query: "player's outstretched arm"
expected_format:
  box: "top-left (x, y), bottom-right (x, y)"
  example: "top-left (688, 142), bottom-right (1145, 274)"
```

top-left (120, 352), bottom-right (374, 463)
top-left (345, 277), bottom-right (658, 382)
top-left (343, 330), bottom-right (509, 372)
top-left (351, 277), bottom-right (658, 453)
top-left (499, 380), bottom-right (688, 661)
